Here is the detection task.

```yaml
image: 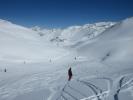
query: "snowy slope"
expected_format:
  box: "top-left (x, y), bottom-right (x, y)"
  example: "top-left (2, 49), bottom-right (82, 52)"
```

top-left (77, 17), bottom-right (133, 65)
top-left (60, 22), bottom-right (115, 45)
top-left (59, 17), bottom-right (133, 100)
top-left (0, 19), bottom-right (68, 63)
top-left (32, 22), bottom-right (115, 46)
top-left (50, 17), bottom-right (133, 100)
top-left (0, 17), bottom-right (133, 100)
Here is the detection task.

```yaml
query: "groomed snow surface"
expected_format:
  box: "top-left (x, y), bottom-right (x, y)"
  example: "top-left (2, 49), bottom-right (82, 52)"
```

top-left (0, 18), bottom-right (133, 100)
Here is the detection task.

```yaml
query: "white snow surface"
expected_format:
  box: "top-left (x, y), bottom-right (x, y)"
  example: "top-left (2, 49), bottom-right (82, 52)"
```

top-left (0, 17), bottom-right (133, 100)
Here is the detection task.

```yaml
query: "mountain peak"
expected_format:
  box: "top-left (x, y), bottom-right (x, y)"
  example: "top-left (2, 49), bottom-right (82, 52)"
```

top-left (0, 19), bottom-right (12, 24)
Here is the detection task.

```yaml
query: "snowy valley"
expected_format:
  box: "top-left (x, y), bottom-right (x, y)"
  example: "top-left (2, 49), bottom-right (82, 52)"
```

top-left (0, 17), bottom-right (133, 100)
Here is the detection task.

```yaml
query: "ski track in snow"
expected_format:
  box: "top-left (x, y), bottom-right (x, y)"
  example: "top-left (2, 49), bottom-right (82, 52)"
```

top-left (0, 56), bottom-right (133, 100)
top-left (55, 73), bottom-right (133, 100)
top-left (51, 55), bottom-right (133, 100)
top-left (0, 64), bottom-right (66, 100)
top-left (0, 54), bottom-right (133, 100)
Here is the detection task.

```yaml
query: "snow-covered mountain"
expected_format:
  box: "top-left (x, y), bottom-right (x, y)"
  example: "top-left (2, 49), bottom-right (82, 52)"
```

top-left (0, 19), bottom-right (68, 63)
top-left (77, 17), bottom-right (133, 64)
top-left (31, 22), bottom-right (115, 46)
top-left (0, 17), bottom-right (133, 100)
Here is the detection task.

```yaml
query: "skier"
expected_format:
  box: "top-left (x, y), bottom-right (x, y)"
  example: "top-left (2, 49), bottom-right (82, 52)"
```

top-left (4, 68), bottom-right (6, 72)
top-left (68, 67), bottom-right (73, 81)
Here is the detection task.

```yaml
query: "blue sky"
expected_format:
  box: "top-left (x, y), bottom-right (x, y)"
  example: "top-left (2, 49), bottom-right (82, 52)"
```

top-left (0, 0), bottom-right (133, 28)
